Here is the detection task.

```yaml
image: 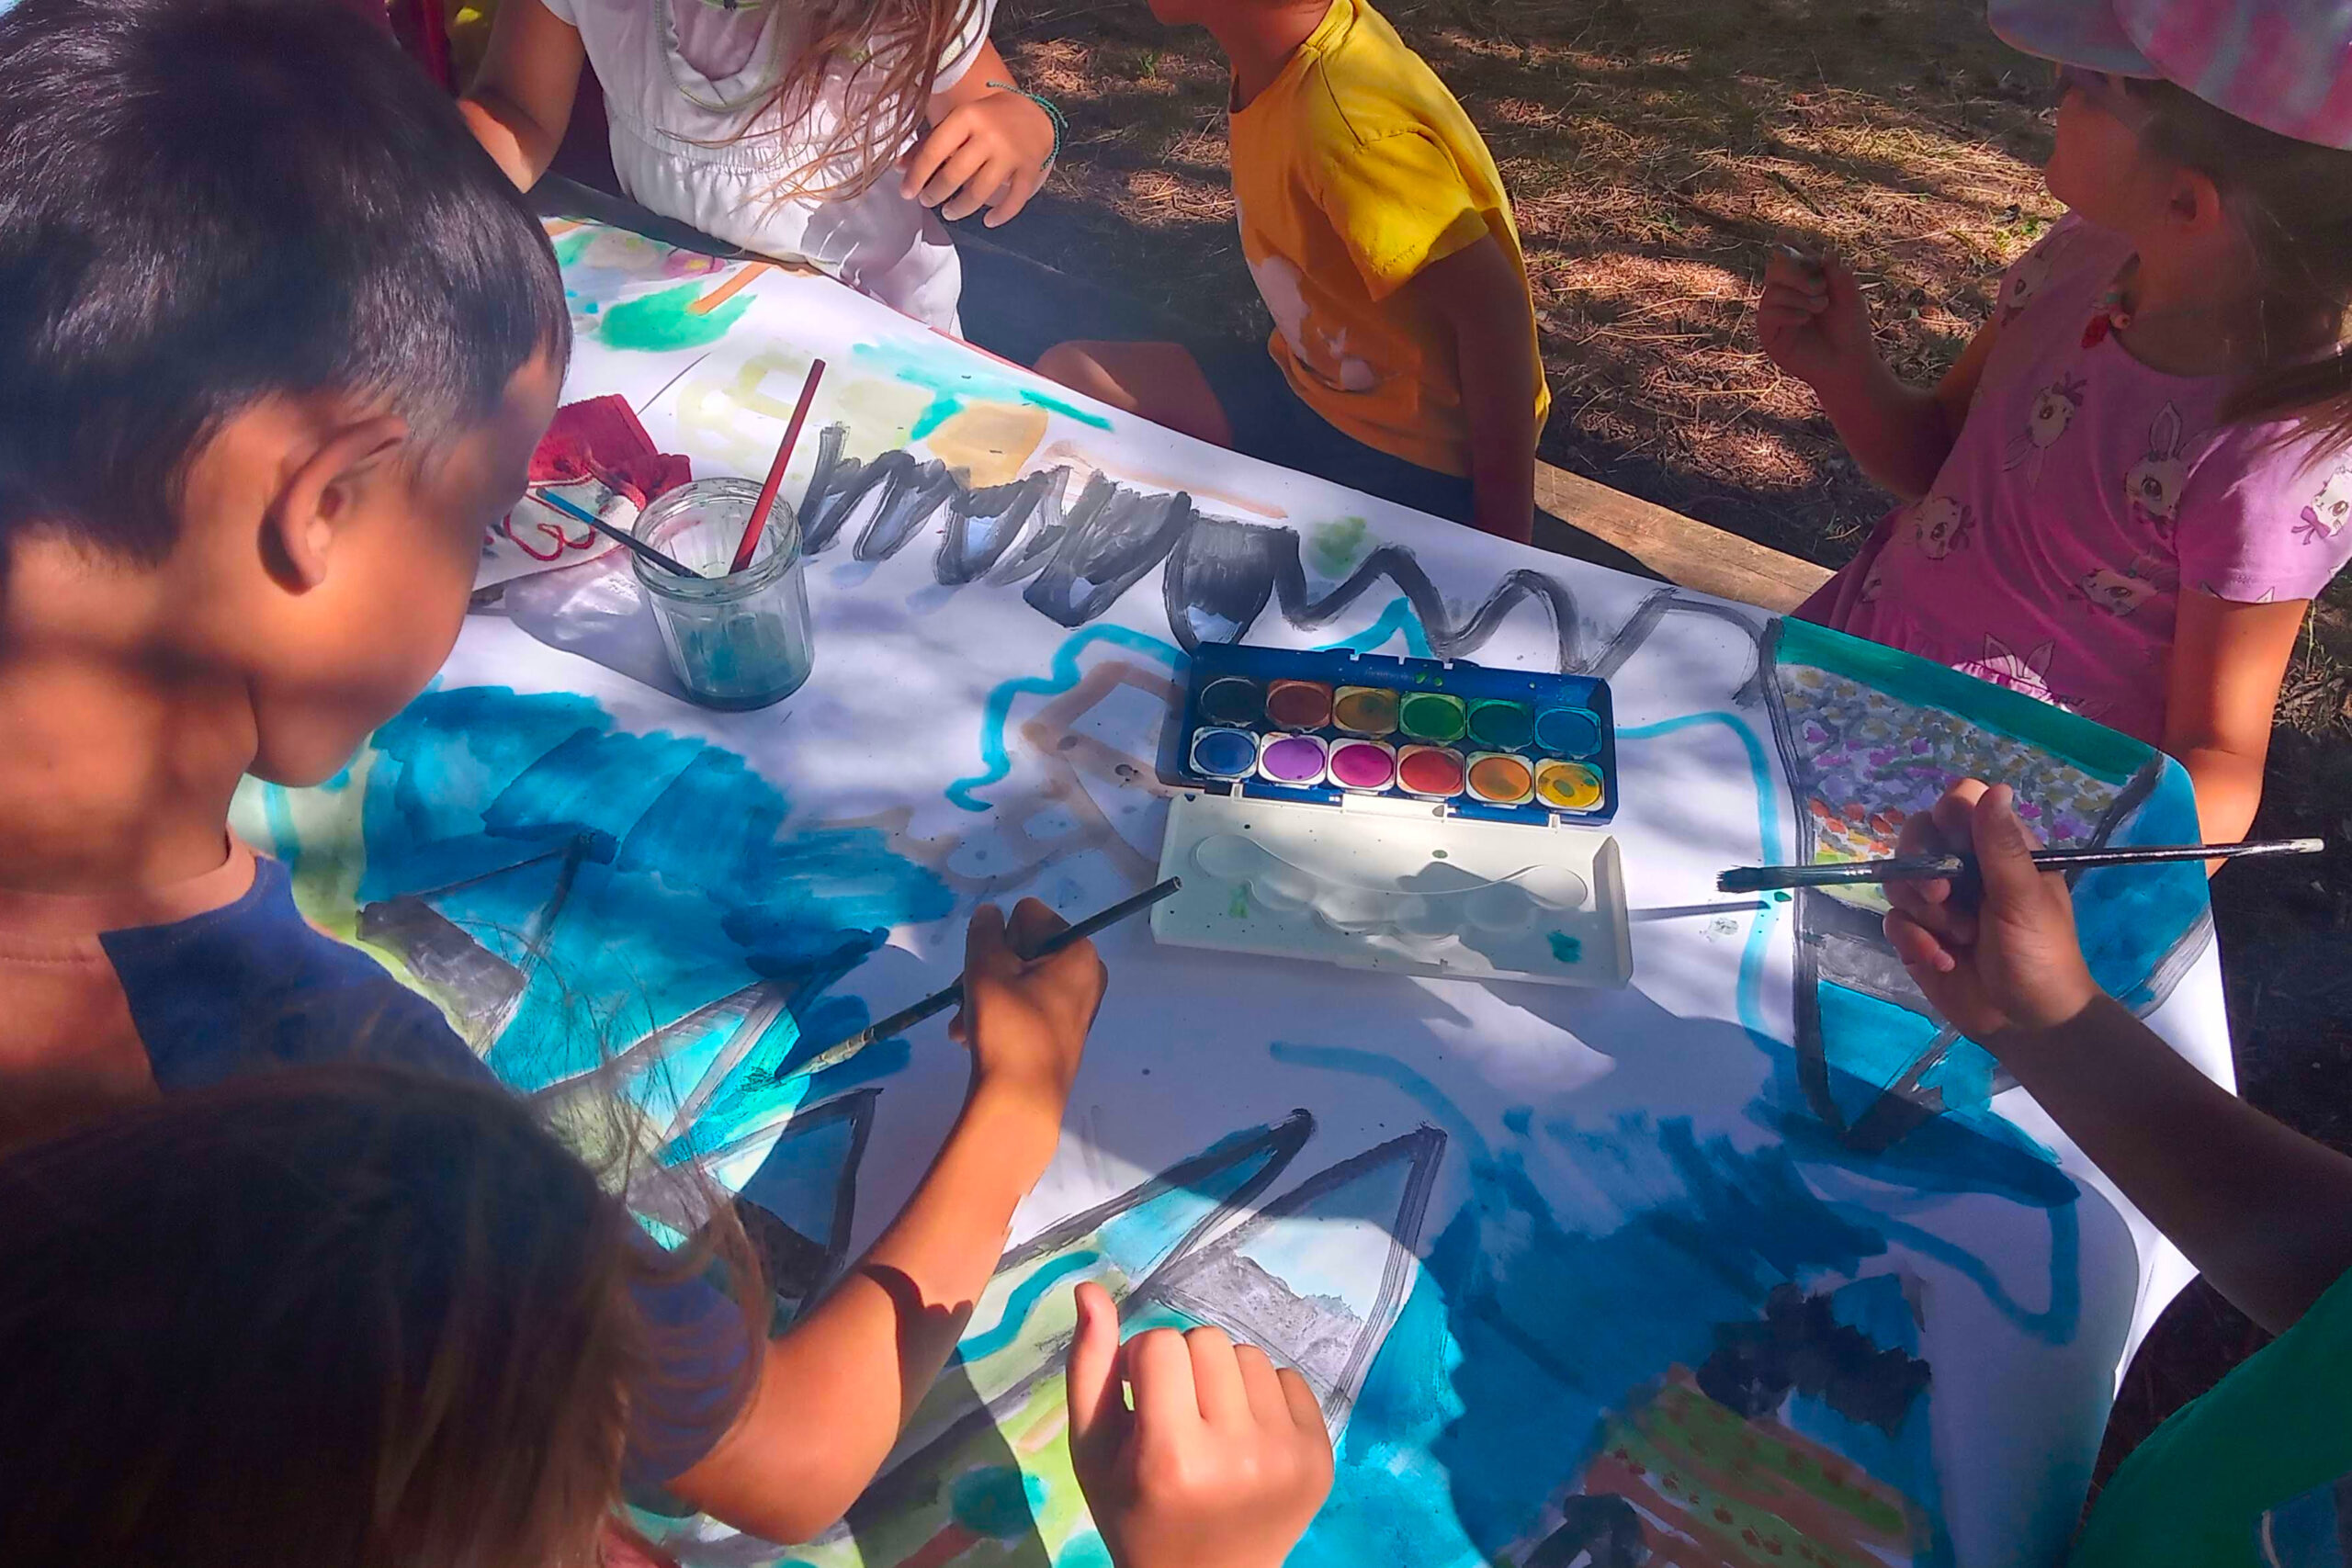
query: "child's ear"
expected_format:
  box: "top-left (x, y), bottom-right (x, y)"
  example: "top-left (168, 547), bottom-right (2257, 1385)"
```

top-left (2166, 166), bottom-right (2228, 237)
top-left (261, 412), bottom-right (411, 592)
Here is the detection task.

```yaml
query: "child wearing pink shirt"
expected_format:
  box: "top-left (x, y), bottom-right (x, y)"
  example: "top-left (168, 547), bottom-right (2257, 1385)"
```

top-left (1759, 0), bottom-right (2352, 843)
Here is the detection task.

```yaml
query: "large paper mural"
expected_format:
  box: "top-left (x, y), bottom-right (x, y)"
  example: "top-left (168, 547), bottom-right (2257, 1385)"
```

top-left (236, 220), bottom-right (2225, 1567)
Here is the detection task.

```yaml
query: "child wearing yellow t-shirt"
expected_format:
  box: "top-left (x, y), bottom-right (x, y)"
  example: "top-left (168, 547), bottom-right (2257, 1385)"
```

top-left (1035, 0), bottom-right (1551, 544)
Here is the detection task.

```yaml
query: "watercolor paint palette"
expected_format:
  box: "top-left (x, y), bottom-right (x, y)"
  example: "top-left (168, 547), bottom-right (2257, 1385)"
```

top-left (1153, 789), bottom-right (1633, 987)
top-left (1169, 643), bottom-right (1619, 824)
top-left (1153, 646), bottom-right (1631, 988)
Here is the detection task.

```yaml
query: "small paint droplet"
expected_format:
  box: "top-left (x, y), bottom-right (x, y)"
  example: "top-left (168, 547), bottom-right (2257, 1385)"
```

top-left (1547, 931), bottom-right (1582, 963)
top-left (1772, 889), bottom-right (1792, 903)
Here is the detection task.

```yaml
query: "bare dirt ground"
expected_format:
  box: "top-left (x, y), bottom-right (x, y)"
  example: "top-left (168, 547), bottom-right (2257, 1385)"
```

top-left (984, 0), bottom-right (2352, 1493)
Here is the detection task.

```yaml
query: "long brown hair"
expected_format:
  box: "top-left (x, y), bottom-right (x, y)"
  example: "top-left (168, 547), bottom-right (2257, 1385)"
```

top-left (745, 0), bottom-right (984, 202)
top-left (2132, 80), bottom-right (2352, 450)
top-left (0, 1066), bottom-right (754, 1568)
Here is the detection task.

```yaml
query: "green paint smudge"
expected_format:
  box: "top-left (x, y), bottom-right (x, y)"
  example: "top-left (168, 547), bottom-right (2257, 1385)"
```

top-left (1547, 931), bottom-right (1582, 963)
top-left (597, 280), bottom-right (752, 353)
top-left (550, 230), bottom-right (595, 268)
top-left (1229, 886), bottom-right (1250, 919)
top-left (852, 340), bottom-right (1114, 441)
top-left (1308, 515), bottom-right (1369, 576)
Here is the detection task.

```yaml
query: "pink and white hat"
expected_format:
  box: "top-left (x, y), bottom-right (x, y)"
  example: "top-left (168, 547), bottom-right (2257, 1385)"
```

top-left (1989, 0), bottom-right (2352, 149)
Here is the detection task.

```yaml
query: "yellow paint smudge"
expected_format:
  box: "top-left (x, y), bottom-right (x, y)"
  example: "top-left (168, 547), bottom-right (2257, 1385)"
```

top-left (927, 401), bottom-right (1050, 486)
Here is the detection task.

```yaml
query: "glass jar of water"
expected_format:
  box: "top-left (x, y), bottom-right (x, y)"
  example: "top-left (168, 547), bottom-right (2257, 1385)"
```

top-left (633, 479), bottom-right (816, 710)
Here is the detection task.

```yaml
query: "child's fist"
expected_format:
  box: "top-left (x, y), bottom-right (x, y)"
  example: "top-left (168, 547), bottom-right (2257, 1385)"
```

top-left (1066, 1282), bottom-right (1333, 1568)
top-left (902, 90), bottom-right (1054, 228)
top-left (1883, 780), bottom-right (2101, 1042)
top-left (947, 899), bottom-right (1103, 1138)
top-left (1756, 245), bottom-right (1877, 391)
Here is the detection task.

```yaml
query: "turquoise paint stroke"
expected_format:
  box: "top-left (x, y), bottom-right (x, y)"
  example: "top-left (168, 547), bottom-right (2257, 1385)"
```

top-left (959, 1249), bottom-right (1102, 1361)
top-left (1269, 1042), bottom-right (1490, 1167)
top-left (851, 340), bottom-right (1113, 440)
top-left (1619, 712), bottom-right (1787, 1055)
top-left (1315, 595), bottom-right (1433, 658)
top-left (946, 625), bottom-right (1186, 811)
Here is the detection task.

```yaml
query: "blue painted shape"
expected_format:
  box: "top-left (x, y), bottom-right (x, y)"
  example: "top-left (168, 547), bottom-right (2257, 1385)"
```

top-left (1534, 705), bottom-right (1601, 757)
top-left (481, 726), bottom-right (699, 860)
top-left (1267, 1100), bottom-right (1893, 1562)
top-left (356, 686), bottom-right (947, 1100)
top-left (1315, 595), bottom-right (1434, 658)
top-left (671, 1036), bottom-right (911, 1166)
top-left (948, 1465), bottom-right (1046, 1538)
top-left (959, 1250), bottom-right (1102, 1361)
top-left (738, 1104), bottom-right (860, 1244)
top-left (946, 625), bottom-right (1185, 811)
top-left (1094, 1122), bottom-right (1301, 1275)
top-left (2081, 759), bottom-right (2208, 1011)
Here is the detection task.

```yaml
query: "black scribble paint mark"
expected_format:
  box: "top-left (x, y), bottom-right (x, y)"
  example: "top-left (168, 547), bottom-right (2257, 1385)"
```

top-left (1525, 1495), bottom-right (1648, 1568)
top-left (1695, 1282), bottom-right (1930, 1436)
top-left (791, 424), bottom-right (1768, 690)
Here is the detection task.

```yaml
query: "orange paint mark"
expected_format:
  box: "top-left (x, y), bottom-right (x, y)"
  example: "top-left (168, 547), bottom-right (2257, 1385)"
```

top-left (688, 261), bottom-right (772, 316)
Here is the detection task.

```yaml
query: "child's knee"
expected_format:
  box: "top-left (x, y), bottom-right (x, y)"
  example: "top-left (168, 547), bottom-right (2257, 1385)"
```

top-left (1035, 340), bottom-right (1119, 397)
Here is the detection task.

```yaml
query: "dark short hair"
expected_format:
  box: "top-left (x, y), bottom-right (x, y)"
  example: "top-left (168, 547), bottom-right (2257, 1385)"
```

top-left (0, 0), bottom-right (571, 562)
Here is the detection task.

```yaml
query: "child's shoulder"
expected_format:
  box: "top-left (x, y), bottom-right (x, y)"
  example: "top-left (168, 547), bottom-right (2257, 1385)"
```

top-left (120, 852), bottom-right (489, 1091)
top-left (1995, 213), bottom-right (2130, 327)
top-left (1283, 0), bottom-right (1473, 155)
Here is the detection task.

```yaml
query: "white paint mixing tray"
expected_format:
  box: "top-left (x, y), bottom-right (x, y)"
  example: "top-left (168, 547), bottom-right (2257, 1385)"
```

top-left (1152, 788), bottom-right (1632, 987)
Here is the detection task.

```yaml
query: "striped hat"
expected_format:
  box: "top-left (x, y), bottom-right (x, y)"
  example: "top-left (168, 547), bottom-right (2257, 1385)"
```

top-left (1989, 0), bottom-right (2352, 149)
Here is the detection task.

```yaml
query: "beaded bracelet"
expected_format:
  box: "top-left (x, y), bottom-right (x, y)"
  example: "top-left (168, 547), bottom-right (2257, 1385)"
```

top-left (987, 81), bottom-right (1066, 171)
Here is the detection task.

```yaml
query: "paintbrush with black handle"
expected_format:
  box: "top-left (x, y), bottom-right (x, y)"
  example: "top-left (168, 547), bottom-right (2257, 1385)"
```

top-left (1719, 837), bottom-right (2324, 896)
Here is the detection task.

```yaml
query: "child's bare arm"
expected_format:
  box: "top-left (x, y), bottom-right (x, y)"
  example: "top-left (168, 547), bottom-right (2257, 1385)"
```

top-left (1409, 233), bottom-right (1540, 544)
top-left (1884, 780), bottom-right (2352, 1334)
top-left (669, 900), bottom-right (1105, 1542)
top-left (2162, 592), bottom-right (2310, 846)
top-left (1757, 250), bottom-right (2000, 501)
top-left (458, 0), bottom-right (585, 192)
top-left (906, 39), bottom-right (1055, 229)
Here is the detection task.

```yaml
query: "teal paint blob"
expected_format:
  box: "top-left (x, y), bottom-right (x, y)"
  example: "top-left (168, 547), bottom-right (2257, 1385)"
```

top-left (1546, 931), bottom-right (1582, 964)
top-left (597, 280), bottom-right (752, 352)
top-left (959, 1249), bottom-right (1102, 1361)
top-left (1533, 706), bottom-right (1601, 758)
top-left (948, 1465), bottom-right (1046, 1539)
top-left (551, 230), bottom-right (595, 268)
top-left (1057, 1531), bottom-right (1117, 1568)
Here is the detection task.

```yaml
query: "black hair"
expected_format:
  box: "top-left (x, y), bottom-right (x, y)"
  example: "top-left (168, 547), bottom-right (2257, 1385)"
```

top-left (0, 0), bottom-right (571, 565)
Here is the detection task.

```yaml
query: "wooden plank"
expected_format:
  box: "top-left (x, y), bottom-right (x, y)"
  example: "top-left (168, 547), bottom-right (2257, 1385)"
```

top-left (1533, 461), bottom-right (1831, 615)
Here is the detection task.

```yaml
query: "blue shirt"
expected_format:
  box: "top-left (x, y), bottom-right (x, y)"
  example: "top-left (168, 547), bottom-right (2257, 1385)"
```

top-left (0, 850), bottom-right (752, 1484)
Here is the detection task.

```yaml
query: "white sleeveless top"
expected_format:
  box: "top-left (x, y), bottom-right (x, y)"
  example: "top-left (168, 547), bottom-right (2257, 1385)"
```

top-left (537, 0), bottom-right (993, 331)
